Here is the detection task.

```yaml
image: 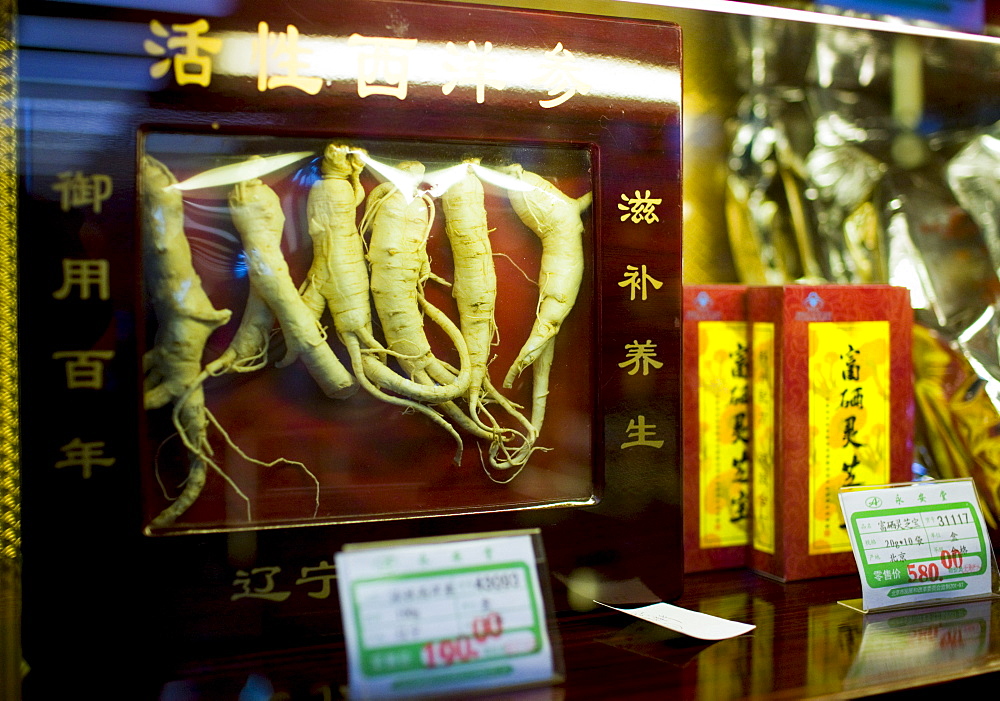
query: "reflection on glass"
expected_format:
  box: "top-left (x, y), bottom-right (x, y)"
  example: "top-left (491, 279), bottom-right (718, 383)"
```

top-left (806, 602), bottom-right (862, 692)
top-left (749, 596), bottom-right (774, 695)
top-left (140, 131), bottom-right (596, 535)
top-left (696, 592), bottom-right (752, 700)
top-left (845, 600), bottom-right (992, 690)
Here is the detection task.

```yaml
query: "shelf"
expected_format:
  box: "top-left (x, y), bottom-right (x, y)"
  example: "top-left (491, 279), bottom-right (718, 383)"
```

top-left (65, 568), bottom-right (996, 699)
top-left (558, 569), bottom-right (1000, 699)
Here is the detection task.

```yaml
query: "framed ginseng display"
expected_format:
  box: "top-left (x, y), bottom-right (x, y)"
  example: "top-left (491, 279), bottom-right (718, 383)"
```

top-left (16, 0), bottom-right (681, 695)
top-left (136, 132), bottom-right (598, 533)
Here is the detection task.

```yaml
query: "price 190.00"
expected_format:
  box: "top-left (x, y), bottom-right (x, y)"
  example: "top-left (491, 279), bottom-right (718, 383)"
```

top-left (422, 613), bottom-right (504, 669)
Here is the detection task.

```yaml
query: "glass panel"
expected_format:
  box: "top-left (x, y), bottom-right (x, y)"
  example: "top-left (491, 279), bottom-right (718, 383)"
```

top-left (139, 131), bottom-right (596, 534)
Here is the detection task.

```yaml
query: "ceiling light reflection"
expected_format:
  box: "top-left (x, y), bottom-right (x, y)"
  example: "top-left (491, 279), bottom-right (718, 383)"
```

top-left (213, 32), bottom-right (681, 107)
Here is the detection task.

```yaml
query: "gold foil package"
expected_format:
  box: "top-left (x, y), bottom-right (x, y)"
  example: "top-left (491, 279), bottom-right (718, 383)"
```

top-left (723, 18), bottom-right (1000, 523)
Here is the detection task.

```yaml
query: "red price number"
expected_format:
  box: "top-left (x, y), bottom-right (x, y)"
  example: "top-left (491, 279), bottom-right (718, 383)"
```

top-left (423, 614), bottom-right (505, 669)
top-left (940, 628), bottom-right (965, 650)
top-left (423, 636), bottom-right (478, 669)
top-left (907, 562), bottom-right (940, 583)
top-left (940, 549), bottom-right (964, 570)
top-left (472, 612), bottom-right (504, 642)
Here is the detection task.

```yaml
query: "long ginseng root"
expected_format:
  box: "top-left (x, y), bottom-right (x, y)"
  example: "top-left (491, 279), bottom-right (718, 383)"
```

top-left (303, 146), bottom-right (465, 460)
top-left (500, 163), bottom-right (590, 432)
top-left (144, 157), bottom-right (318, 527)
top-left (229, 174), bottom-right (358, 399)
top-left (141, 156), bottom-right (233, 528)
top-left (365, 166), bottom-right (510, 454)
top-left (300, 144), bottom-right (372, 330)
top-left (364, 164), bottom-right (473, 391)
top-left (440, 162), bottom-right (536, 455)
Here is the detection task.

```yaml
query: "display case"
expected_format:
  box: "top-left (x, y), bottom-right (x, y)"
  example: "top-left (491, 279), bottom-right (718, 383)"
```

top-left (10, 0), bottom-right (1000, 697)
top-left (12, 0), bottom-right (682, 696)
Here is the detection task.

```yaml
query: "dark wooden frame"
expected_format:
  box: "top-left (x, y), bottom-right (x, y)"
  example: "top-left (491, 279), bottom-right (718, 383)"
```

top-left (17, 0), bottom-right (682, 694)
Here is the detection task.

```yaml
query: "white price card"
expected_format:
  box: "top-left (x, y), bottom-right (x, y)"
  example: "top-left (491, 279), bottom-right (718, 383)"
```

top-left (336, 532), bottom-right (557, 699)
top-left (839, 478), bottom-right (997, 612)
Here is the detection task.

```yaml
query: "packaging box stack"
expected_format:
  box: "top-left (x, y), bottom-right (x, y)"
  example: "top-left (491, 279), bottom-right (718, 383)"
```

top-left (748, 285), bottom-right (913, 581)
top-left (682, 285), bottom-right (751, 572)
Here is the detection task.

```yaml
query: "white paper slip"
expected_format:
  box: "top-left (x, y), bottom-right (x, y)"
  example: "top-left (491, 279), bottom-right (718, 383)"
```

top-left (596, 601), bottom-right (756, 640)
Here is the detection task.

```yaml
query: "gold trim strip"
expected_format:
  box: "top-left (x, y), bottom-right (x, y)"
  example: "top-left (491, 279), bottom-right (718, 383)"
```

top-left (0, 0), bottom-right (18, 566)
top-left (0, 2), bottom-right (21, 696)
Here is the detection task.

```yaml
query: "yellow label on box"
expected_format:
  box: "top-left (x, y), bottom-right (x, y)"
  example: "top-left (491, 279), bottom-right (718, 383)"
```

top-left (697, 322), bottom-right (750, 549)
top-left (807, 321), bottom-right (891, 555)
top-left (752, 322), bottom-right (775, 555)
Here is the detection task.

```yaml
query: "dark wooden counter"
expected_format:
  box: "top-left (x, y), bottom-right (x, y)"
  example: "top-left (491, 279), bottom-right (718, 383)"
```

top-left (554, 570), bottom-right (1000, 699)
top-left (140, 569), bottom-right (1000, 700)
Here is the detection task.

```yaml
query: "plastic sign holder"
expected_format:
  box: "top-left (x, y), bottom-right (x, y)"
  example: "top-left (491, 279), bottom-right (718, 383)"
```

top-left (838, 478), bottom-right (1000, 614)
top-left (335, 529), bottom-right (562, 699)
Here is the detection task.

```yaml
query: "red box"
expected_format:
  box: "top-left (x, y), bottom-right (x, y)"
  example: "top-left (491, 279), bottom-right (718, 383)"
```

top-left (682, 285), bottom-right (751, 572)
top-left (748, 285), bottom-right (913, 581)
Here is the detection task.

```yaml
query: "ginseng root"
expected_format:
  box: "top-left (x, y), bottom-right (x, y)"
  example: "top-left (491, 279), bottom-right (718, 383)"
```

top-left (303, 146), bottom-right (465, 460)
top-left (144, 157), bottom-right (318, 528)
top-left (228, 172), bottom-right (358, 399)
top-left (500, 163), bottom-right (591, 432)
top-left (365, 163), bottom-right (467, 388)
top-left (365, 163), bottom-right (520, 460)
top-left (440, 161), bottom-right (537, 460)
top-left (141, 156), bottom-right (233, 528)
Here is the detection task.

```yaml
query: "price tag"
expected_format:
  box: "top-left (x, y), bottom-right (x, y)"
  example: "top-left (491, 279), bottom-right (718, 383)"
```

top-left (839, 478), bottom-right (997, 612)
top-left (335, 531), bottom-right (557, 699)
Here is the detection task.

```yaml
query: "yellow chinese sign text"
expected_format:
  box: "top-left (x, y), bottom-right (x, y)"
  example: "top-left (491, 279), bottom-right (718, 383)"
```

top-left (296, 560), bottom-right (337, 599)
top-left (52, 171), bottom-right (112, 214)
top-left (619, 340), bottom-right (663, 376)
top-left (55, 437), bottom-right (115, 479)
top-left (145, 19), bottom-right (221, 87)
top-left (442, 40), bottom-right (505, 104)
top-left (231, 566), bottom-right (291, 602)
top-left (143, 18), bottom-right (590, 109)
top-left (52, 350), bottom-right (114, 389)
top-left (619, 264), bottom-right (662, 302)
top-left (618, 190), bottom-right (662, 224)
top-left (621, 415), bottom-right (664, 449)
top-left (255, 22), bottom-right (322, 94)
top-left (349, 34), bottom-right (418, 99)
top-left (228, 560), bottom-right (344, 603)
top-left (537, 42), bottom-right (590, 108)
top-left (52, 259), bottom-right (110, 301)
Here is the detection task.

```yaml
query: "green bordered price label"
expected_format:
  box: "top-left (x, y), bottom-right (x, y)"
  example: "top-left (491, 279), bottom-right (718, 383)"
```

top-left (335, 531), bottom-right (557, 699)
top-left (840, 479), bottom-right (996, 612)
